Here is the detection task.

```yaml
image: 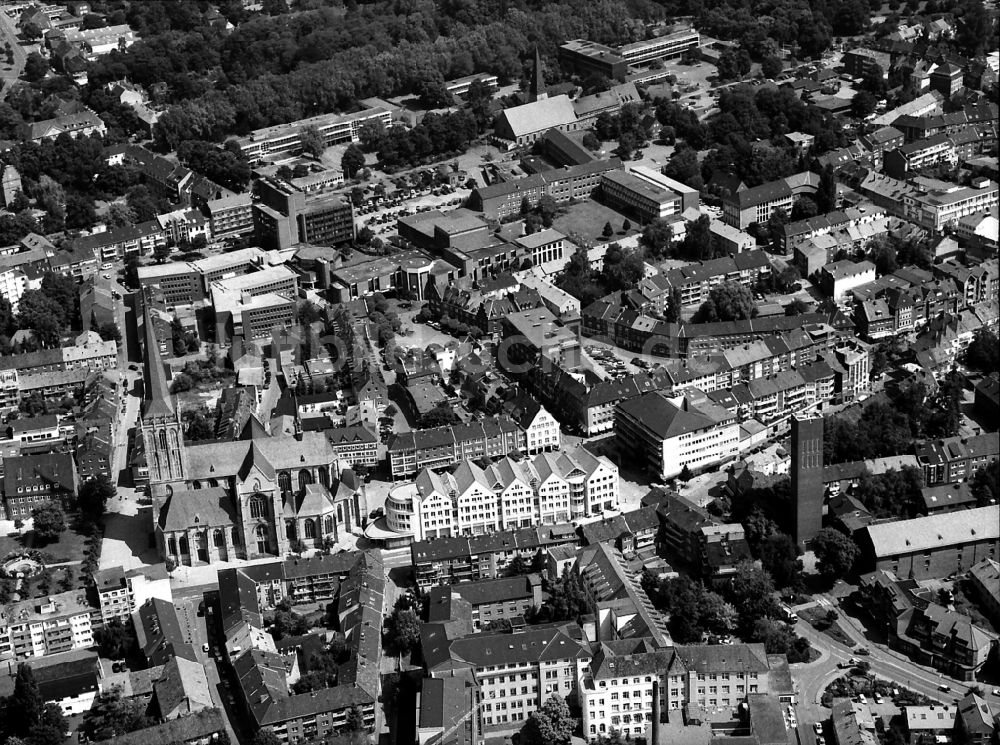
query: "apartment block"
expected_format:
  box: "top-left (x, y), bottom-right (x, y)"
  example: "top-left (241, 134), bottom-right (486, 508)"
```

top-left (427, 574), bottom-right (543, 631)
top-left (0, 591), bottom-right (96, 659)
top-left (386, 418), bottom-right (526, 479)
top-left (92, 566), bottom-right (138, 625)
top-left (580, 642), bottom-right (777, 739)
top-left (424, 624), bottom-right (592, 731)
top-left (661, 250), bottom-right (772, 306)
top-left (410, 524), bottom-right (579, 591)
top-left (914, 432), bottom-right (1000, 485)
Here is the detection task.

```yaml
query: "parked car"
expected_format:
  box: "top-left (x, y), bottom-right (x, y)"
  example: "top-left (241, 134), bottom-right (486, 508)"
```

top-left (813, 724), bottom-right (823, 735)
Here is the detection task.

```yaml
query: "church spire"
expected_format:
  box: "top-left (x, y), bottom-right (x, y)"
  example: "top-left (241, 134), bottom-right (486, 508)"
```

top-left (142, 290), bottom-right (174, 419)
top-left (530, 46), bottom-right (547, 102)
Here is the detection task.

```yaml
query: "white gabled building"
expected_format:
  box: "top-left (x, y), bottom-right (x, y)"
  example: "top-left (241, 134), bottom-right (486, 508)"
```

top-left (392, 446), bottom-right (619, 541)
top-left (503, 391), bottom-right (561, 455)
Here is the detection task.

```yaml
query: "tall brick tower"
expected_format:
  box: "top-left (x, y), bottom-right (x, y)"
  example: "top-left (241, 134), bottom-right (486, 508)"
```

top-left (791, 413), bottom-right (824, 548)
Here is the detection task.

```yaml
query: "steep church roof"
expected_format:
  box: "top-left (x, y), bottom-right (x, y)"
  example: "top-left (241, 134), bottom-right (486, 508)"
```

top-left (239, 414), bottom-right (270, 440)
top-left (238, 442), bottom-right (276, 482)
top-left (142, 292), bottom-right (174, 419)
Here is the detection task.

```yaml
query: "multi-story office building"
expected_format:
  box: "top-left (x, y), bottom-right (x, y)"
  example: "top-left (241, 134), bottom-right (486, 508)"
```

top-left (0, 591), bottom-right (95, 659)
top-left (204, 192), bottom-right (254, 238)
top-left (135, 263), bottom-right (204, 306)
top-left (92, 566), bottom-right (138, 625)
top-left (387, 448), bottom-right (618, 541)
top-left (615, 392), bottom-right (740, 479)
top-left (209, 265), bottom-right (299, 342)
top-left (255, 177), bottom-right (355, 249)
top-left (445, 72), bottom-right (499, 97)
top-left (559, 39), bottom-right (629, 80)
top-left (234, 107), bottom-right (392, 163)
top-left (136, 246), bottom-right (273, 306)
top-left (616, 28), bottom-right (700, 64)
top-left (600, 169), bottom-right (685, 223)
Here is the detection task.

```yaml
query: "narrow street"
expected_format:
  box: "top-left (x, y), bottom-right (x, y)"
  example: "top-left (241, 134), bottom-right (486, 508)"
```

top-left (0, 8), bottom-right (25, 98)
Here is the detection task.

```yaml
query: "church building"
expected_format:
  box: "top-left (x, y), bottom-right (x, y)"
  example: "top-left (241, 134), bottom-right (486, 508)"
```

top-left (139, 295), bottom-right (367, 566)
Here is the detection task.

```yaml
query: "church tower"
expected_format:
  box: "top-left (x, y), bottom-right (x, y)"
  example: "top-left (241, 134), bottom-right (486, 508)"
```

top-left (530, 46), bottom-right (547, 102)
top-left (140, 293), bottom-right (187, 511)
top-left (791, 413), bottom-right (824, 548)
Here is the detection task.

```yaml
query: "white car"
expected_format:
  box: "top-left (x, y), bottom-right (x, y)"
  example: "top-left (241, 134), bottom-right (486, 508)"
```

top-left (202, 643), bottom-right (210, 653)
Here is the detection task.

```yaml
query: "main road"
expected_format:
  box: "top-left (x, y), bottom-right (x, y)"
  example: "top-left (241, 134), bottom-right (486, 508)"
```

top-left (790, 598), bottom-right (999, 730)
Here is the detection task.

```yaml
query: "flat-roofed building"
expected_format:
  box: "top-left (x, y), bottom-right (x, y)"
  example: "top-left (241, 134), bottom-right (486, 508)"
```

top-left (0, 590), bottom-right (96, 659)
top-left (255, 177), bottom-right (355, 249)
top-left (601, 169), bottom-right (684, 223)
top-left (904, 178), bottom-right (999, 232)
top-left (136, 262), bottom-right (203, 306)
top-left (859, 505), bottom-right (1000, 580)
top-left (820, 259), bottom-right (876, 301)
top-left (559, 39), bottom-right (628, 81)
top-left (616, 28), bottom-right (700, 65)
top-left (501, 306), bottom-right (581, 368)
top-left (92, 566), bottom-right (138, 625)
top-left (234, 107), bottom-right (392, 164)
top-left (514, 228), bottom-right (566, 268)
top-left (445, 72), bottom-right (498, 98)
top-left (204, 192), bottom-right (254, 238)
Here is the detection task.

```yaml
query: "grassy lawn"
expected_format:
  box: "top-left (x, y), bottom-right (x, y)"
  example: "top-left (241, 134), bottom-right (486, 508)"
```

top-left (551, 199), bottom-right (638, 245)
top-left (800, 605), bottom-right (855, 647)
